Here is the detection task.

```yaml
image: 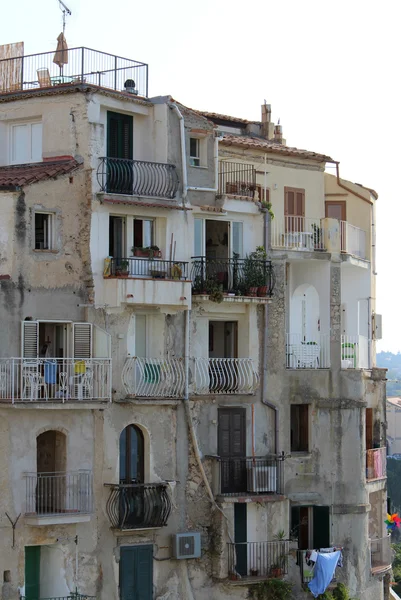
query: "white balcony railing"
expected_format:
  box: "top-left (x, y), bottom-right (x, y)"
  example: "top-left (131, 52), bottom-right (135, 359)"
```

top-left (25, 470), bottom-right (93, 516)
top-left (286, 333), bottom-right (330, 369)
top-left (366, 447), bottom-right (387, 481)
top-left (0, 358), bottom-right (112, 403)
top-left (341, 335), bottom-right (369, 369)
top-left (122, 357), bottom-right (185, 398)
top-left (193, 358), bottom-right (259, 394)
top-left (340, 221), bottom-right (367, 259)
top-left (271, 216), bottom-right (324, 251)
top-left (370, 535), bottom-right (392, 574)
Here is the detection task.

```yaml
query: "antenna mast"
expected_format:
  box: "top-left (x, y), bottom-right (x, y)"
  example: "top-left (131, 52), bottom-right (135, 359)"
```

top-left (58, 0), bottom-right (72, 34)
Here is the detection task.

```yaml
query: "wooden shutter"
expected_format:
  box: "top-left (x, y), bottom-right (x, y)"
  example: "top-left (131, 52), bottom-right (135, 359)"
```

top-left (25, 546), bottom-right (41, 599)
top-left (313, 506), bottom-right (330, 549)
top-left (366, 408), bottom-right (373, 450)
top-left (22, 321), bottom-right (39, 358)
top-left (107, 111), bottom-right (133, 159)
top-left (120, 545), bottom-right (153, 600)
top-left (300, 405), bottom-right (309, 452)
top-left (284, 187), bottom-right (305, 216)
top-left (73, 323), bottom-right (92, 358)
top-left (218, 408), bottom-right (246, 457)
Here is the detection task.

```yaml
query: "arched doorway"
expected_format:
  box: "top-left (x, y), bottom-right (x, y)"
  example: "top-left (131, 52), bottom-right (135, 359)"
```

top-left (36, 430), bottom-right (67, 514)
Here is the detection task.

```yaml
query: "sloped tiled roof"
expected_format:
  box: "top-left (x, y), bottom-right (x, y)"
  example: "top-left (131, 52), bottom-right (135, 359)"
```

top-left (197, 110), bottom-right (252, 124)
top-left (220, 134), bottom-right (333, 162)
top-left (0, 158), bottom-right (81, 188)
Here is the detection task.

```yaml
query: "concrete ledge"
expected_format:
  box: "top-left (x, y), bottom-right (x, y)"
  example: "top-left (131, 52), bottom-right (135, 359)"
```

top-left (120, 398), bottom-right (181, 406)
top-left (25, 514), bottom-right (92, 526)
top-left (217, 494), bottom-right (286, 504)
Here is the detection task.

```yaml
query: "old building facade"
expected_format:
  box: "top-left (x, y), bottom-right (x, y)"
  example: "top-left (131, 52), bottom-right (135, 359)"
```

top-left (0, 45), bottom-right (388, 600)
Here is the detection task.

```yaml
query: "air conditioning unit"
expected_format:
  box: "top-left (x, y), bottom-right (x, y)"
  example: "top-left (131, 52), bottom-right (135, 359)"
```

top-left (172, 532), bottom-right (201, 559)
top-left (247, 465), bottom-right (277, 493)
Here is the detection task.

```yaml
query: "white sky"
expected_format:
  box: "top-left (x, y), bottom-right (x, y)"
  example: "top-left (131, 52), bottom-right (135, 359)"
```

top-left (1, 0), bottom-right (399, 352)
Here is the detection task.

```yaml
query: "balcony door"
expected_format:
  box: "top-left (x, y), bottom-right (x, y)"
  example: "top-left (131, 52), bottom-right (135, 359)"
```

top-left (284, 187), bottom-right (305, 233)
top-left (120, 545), bottom-right (153, 600)
top-left (218, 407), bottom-right (246, 494)
top-left (325, 201), bottom-right (346, 250)
top-left (107, 111), bottom-right (133, 193)
top-left (36, 430), bottom-right (67, 514)
top-left (291, 505), bottom-right (330, 549)
top-left (209, 321), bottom-right (238, 392)
top-left (119, 424), bottom-right (145, 529)
top-left (109, 216), bottom-right (126, 261)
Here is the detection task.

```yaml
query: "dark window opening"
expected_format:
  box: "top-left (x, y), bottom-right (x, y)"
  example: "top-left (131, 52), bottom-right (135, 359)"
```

top-left (291, 404), bottom-right (309, 452)
top-left (34, 213), bottom-right (52, 250)
top-left (189, 137), bottom-right (200, 167)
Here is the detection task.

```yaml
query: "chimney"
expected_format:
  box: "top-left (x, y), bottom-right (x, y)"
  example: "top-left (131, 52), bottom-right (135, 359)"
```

top-left (274, 123), bottom-right (283, 144)
top-left (261, 102), bottom-right (271, 139)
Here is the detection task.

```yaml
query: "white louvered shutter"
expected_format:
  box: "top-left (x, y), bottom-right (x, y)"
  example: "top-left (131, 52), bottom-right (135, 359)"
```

top-left (21, 321), bottom-right (39, 358)
top-left (73, 323), bottom-right (92, 358)
top-left (231, 221), bottom-right (243, 258)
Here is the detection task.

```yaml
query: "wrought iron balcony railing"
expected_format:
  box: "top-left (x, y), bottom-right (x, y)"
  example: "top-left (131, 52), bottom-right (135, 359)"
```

top-left (370, 535), bottom-right (392, 574)
top-left (0, 46), bottom-right (148, 96)
top-left (193, 357), bottom-right (259, 395)
top-left (228, 540), bottom-right (289, 580)
top-left (191, 257), bottom-right (275, 297)
top-left (106, 257), bottom-right (189, 280)
top-left (122, 357), bottom-right (185, 398)
top-left (97, 157), bottom-right (179, 198)
top-left (208, 455), bottom-right (284, 496)
top-left (0, 358), bottom-right (112, 403)
top-left (105, 482), bottom-right (172, 530)
top-left (25, 471), bottom-right (93, 516)
top-left (218, 162), bottom-right (256, 198)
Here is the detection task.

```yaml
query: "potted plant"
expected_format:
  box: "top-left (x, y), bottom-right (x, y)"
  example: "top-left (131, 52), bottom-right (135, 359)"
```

top-left (260, 200), bottom-right (275, 220)
top-left (116, 259), bottom-right (129, 277)
top-left (132, 245), bottom-right (162, 258)
top-left (243, 246), bottom-right (267, 296)
top-left (272, 530), bottom-right (288, 576)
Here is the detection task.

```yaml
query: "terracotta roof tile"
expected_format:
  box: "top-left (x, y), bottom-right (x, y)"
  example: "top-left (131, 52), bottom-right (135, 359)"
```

top-left (0, 158), bottom-right (81, 188)
top-left (220, 134), bottom-right (333, 162)
top-left (197, 111), bottom-right (252, 124)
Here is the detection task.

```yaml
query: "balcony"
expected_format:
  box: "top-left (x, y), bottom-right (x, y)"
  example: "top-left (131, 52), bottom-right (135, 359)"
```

top-left (122, 357), bottom-right (185, 399)
top-left (370, 535), bottom-right (392, 575)
top-left (340, 221), bottom-right (367, 259)
top-left (105, 482), bottom-right (172, 530)
top-left (228, 540), bottom-right (289, 581)
top-left (366, 448), bottom-right (386, 481)
top-left (341, 335), bottom-right (369, 369)
top-left (218, 162), bottom-right (256, 199)
top-left (97, 158), bottom-right (179, 199)
top-left (193, 358), bottom-right (259, 395)
top-left (272, 216), bottom-right (325, 251)
top-left (0, 46), bottom-right (148, 96)
top-left (286, 333), bottom-right (330, 369)
top-left (271, 216), bottom-right (368, 259)
top-left (209, 456), bottom-right (284, 497)
top-left (191, 257), bottom-right (275, 300)
top-left (0, 358), bottom-right (111, 403)
top-left (25, 471), bottom-right (93, 525)
top-left (102, 257), bottom-right (192, 309)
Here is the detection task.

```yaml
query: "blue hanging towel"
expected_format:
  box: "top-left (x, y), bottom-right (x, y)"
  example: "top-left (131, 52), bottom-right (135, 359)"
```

top-left (308, 550), bottom-right (341, 597)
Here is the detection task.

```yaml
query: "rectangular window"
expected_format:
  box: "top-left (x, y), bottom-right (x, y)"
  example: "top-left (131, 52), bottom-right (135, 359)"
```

top-left (189, 137), bottom-right (200, 167)
top-left (291, 404), bottom-right (309, 452)
top-left (133, 218), bottom-right (153, 249)
top-left (291, 505), bottom-right (330, 549)
top-left (11, 122), bottom-right (42, 164)
top-left (34, 212), bottom-right (54, 250)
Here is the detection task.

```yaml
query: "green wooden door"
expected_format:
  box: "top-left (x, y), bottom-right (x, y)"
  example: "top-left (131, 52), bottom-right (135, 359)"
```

top-left (25, 546), bottom-right (41, 600)
top-left (120, 545), bottom-right (153, 600)
top-left (234, 503), bottom-right (247, 577)
top-left (313, 506), bottom-right (330, 549)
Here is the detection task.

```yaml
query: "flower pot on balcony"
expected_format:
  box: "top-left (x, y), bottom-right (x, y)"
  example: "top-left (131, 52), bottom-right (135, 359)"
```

top-left (250, 568), bottom-right (259, 576)
top-left (270, 567), bottom-right (283, 578)
top-left (247, 287), bottom-right (258, 297)
top-left (257, 285), bottom-right (268, 297)
top-left (133, 246), bottom-right (162, 259)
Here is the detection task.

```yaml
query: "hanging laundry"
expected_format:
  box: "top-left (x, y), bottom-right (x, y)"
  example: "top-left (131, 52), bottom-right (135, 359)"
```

top-left (308, 550), bottom-right (341, 597)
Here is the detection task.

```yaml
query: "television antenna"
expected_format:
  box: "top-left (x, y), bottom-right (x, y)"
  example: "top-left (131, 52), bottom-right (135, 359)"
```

top-left (58, 0), bottom-right (72, 34)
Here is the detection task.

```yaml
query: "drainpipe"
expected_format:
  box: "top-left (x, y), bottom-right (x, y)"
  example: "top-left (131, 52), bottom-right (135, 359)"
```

top-left (187, 134), bottom-right (220, 193)
top-left (261, 211), bottom-right (279, 454)
top-left (327, 160), bottom-right (373, 206)
top-left (169, 103), bottom-right (188, 202)
top-left (368, 296), bottom-right (372, 369)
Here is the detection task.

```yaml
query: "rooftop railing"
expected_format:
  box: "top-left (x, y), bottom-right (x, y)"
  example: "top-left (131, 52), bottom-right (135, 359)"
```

top-left (0, 47), bottom-right (148, 96)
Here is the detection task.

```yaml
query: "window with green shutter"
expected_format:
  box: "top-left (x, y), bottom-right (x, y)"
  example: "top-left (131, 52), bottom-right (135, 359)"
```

top-left (25, 546), bottom-right (41, 600)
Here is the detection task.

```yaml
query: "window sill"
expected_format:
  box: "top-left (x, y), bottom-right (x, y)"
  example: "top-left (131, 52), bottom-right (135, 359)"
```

top-left (289, 451), bottom-right (311, 458)
top-left (32, 249), bottom-right (59, 254)
top-left (189, 165), bottom-right (208, 170)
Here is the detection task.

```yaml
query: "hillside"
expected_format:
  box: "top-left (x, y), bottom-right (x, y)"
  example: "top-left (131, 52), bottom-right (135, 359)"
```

top-left (377, 351), bottom-right (401, 396)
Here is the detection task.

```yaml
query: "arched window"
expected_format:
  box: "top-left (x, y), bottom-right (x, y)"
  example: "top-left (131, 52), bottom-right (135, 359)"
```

top-left (119, 425), bottom-right (144, 484)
